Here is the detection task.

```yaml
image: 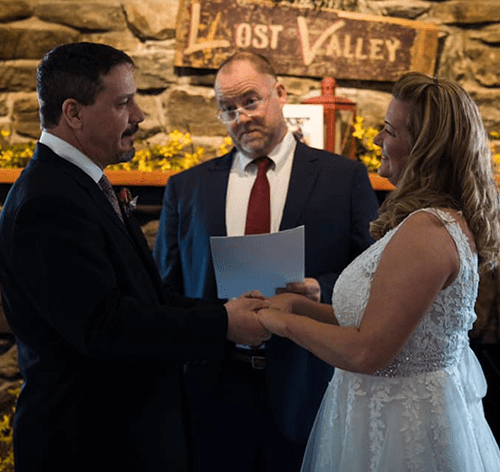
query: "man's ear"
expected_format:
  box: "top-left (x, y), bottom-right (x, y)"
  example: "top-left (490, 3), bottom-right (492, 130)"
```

top-left (276, 82), bottom-right (287, 107)
top-left (61, 99), bottom-right (83, 130)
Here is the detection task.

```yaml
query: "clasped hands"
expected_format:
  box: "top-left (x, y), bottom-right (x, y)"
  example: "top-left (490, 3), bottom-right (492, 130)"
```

top-left (224, 278), bottom-right (320, 347)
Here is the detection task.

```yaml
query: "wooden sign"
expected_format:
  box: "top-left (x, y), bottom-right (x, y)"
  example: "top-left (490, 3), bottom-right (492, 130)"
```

top-left (174, 0), bottom-right (439, 82)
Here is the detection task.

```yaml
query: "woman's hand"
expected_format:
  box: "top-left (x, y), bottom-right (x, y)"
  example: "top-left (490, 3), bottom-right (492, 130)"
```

top-left (256, 308), bottom-right (291, 338)
top-left (267, 292), bottom-right (301, 313)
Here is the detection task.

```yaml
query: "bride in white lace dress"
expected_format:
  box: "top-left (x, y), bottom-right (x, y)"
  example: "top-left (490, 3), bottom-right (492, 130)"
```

top-left (257, 72), bottom-right (500, 471)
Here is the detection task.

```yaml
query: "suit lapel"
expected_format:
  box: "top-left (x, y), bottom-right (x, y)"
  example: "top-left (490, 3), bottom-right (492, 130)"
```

top-left (205, 150), bottom-right (235, 237)
top-left (280, 141), bottom-right (320, 230)
top-left (33, 145), bottom-right (166, 301)
top-left (35, 144), bottom-right (132, 237)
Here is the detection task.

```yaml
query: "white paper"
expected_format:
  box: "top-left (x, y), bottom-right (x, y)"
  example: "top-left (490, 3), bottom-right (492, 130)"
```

top-left (210, 226), bottom-right (305, 299)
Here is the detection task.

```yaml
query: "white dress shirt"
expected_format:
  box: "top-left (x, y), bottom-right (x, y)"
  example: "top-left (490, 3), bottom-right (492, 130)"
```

top-left (225, 129), bottom-right (297, 236)
top-left (39, 131), bottom-right (104, 183)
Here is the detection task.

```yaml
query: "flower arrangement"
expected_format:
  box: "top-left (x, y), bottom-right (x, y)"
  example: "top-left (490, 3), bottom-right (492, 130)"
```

top-left (351, 116), bottom-right (382, 172)
top-left (108, 130), bottom-right (204, 172)
top-left (0, 130), bottom-right (35, 169)
top-left (1, 124), bottom-right (499, 177)
top-left (0, 381), bottom-right (22, 472)
top-left (0, 129), bottom-right (214, 172)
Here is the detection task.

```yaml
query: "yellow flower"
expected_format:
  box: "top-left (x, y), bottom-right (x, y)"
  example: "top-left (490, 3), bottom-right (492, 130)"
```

top-left (218, 136), bottom-right (233, 156)
top-left (107, 131), bottom-right (202, 172)
top-left (352, 116), bottom-right (365, 140)
top-left (352, 116), bottom-right (382, 172)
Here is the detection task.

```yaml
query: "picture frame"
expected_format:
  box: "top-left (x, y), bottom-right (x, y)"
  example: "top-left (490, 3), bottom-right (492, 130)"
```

top-left (283, 104), bottom-right (324, 150)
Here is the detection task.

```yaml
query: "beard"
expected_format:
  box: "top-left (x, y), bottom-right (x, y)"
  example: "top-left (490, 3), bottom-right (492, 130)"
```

top-left (118, 124), bottom-right (139, 163)
top-left (118, 149), bottom-right (136, 163)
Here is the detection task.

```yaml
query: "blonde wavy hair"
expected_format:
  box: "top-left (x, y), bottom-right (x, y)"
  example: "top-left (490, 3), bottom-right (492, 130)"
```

top-left (370, 72), bottom-right (500, 271)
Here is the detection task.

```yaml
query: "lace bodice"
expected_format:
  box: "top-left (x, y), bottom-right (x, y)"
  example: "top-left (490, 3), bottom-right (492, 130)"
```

top-left (302, 208), bottom-right (500, 472)
top-left (332, 208), bottom-right (478, 377)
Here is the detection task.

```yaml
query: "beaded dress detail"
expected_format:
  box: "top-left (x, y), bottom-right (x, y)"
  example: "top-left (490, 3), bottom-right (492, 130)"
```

top-left (301, 208), bottom-right (500, 472)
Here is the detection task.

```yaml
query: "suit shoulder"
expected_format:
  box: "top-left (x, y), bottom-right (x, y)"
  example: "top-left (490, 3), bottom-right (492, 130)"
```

top-left (167, 153), bottom-right (232, 183)
top-left (300, 144), bottom-right (366, 172)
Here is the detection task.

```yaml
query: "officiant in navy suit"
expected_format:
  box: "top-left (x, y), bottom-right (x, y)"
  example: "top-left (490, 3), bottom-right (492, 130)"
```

top-left (0, 43), bottom-right (271, 472)
top-left (153, 52), bottom-right (379, 471)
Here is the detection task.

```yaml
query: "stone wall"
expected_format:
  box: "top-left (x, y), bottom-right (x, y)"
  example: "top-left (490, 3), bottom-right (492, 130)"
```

top-left (1, 0), bottom-right (500, 151)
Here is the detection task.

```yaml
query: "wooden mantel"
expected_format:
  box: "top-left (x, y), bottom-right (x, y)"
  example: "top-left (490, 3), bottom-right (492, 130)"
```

top-left (0, 168), bottom-right (394, 190)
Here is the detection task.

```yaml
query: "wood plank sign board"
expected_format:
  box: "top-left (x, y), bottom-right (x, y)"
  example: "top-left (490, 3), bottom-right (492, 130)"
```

top-left (174, 0), bottom-right (439, 82)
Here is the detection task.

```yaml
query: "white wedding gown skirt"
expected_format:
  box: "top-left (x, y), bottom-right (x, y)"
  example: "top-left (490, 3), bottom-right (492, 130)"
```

top-left (301, 209), bottom-right (500, 471)
top-left (302, 347), bottom-right (500, 471)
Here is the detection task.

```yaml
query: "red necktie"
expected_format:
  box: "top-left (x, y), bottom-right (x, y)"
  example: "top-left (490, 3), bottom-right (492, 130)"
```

top-left (245, 157), bottom-right (271, 235)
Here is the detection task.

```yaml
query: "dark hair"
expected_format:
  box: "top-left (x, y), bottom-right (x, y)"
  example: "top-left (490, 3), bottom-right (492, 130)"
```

top-left (37, 42), bottom-right (134, 129)
top-left (216, 51), bottom-right (277, 80)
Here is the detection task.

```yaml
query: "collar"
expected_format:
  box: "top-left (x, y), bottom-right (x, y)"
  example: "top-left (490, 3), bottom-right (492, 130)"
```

top-left (40, 131), bottom-right (104, 183)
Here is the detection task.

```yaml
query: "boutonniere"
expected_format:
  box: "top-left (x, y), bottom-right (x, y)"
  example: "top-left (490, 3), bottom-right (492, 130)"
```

top-left (119, 187), bottom-right (138, 216)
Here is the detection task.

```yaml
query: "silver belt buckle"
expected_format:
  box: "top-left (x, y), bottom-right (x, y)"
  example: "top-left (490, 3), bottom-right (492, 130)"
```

top-left (251, 355), bottom-right (266, 370)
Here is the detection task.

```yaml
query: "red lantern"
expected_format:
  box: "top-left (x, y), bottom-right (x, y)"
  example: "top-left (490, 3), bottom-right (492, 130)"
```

top-left (302, 77), bottom-right (357, 159)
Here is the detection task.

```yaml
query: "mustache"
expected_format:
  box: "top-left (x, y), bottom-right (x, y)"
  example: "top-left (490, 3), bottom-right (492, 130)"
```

top-left (122, 124), bottom-right (139, 138)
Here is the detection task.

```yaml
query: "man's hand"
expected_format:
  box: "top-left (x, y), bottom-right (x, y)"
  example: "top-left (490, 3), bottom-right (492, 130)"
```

top-left (275, 277), bottom-right (321, 302)
top-left (224, 297), bottom-right (271, 347)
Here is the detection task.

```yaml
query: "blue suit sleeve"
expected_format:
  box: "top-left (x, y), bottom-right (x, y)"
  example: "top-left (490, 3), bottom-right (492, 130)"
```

top-left (153, 178), bottom-right (184, 295)
top-left (316, 164), bottom-right (379, 304)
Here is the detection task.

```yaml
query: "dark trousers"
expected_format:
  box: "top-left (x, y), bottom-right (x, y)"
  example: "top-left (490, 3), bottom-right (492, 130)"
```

top-left (184, 356), bottom-right (307, 472)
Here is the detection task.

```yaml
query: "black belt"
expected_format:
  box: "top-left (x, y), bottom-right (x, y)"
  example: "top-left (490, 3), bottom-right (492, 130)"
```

top-left (230, 348), bottom-right (267, 370)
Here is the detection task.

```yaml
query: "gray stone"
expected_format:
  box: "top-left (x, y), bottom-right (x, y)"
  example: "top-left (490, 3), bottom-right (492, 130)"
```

top-left (123, 0), bottom-right (179, 40)
top-left (0, 95), bottom-right (8, 117)
top-left (12, 93), bottom-right (40, 138)
top-left (186, 73), bottom-right (218, 88)
top-left (0, 344), bottom-right (17, 377)
top-left (280, 77), bottom-right (323, 102)
top-left (0, 18), bottom-right (79, 60)
top-left (432, 1), bottom-right (500, 25)
top-left (130, 49), bottom-right (177, 90)
top-left (0, 60), bottom-right (38, 92)
top-left (340, 88), bottom-right (391, 129)
top-left (34, 2), bottom-right (127, 31)
top-left (135, 95), bottom-right (166, 140)
top-left (80, 31), bottom-right (142, 53)
top-left (366, 1), bottom-right (432, 20)
top-left (165, 89), bottom-right (227, 136)
top-left (436, 30), bottom-right (469, 82)
top-left (0, 0), bottom-right (32, 22)
top-left (469, 24), bottom-right (500, 45)
top-left (466, 84), bottom-right (500, 132)
top-left (466, 40), bottom-right (500, 87)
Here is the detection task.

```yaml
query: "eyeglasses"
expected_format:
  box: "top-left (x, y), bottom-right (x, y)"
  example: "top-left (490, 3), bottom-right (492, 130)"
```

top-left (216, 90), bottom-right (274, 124)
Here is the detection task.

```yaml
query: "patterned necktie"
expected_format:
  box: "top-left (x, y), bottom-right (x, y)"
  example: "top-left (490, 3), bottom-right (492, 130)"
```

top-left (98, 174), bottom-right (124, 223)
top-left (245, 156), bottom-right (271, 235)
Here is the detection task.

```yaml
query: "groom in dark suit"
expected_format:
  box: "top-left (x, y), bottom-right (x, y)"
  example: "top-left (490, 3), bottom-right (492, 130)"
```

top-left (153, 52), bottom-right (379, 471)
top-left (0, 43), bottom-right (271, 472)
